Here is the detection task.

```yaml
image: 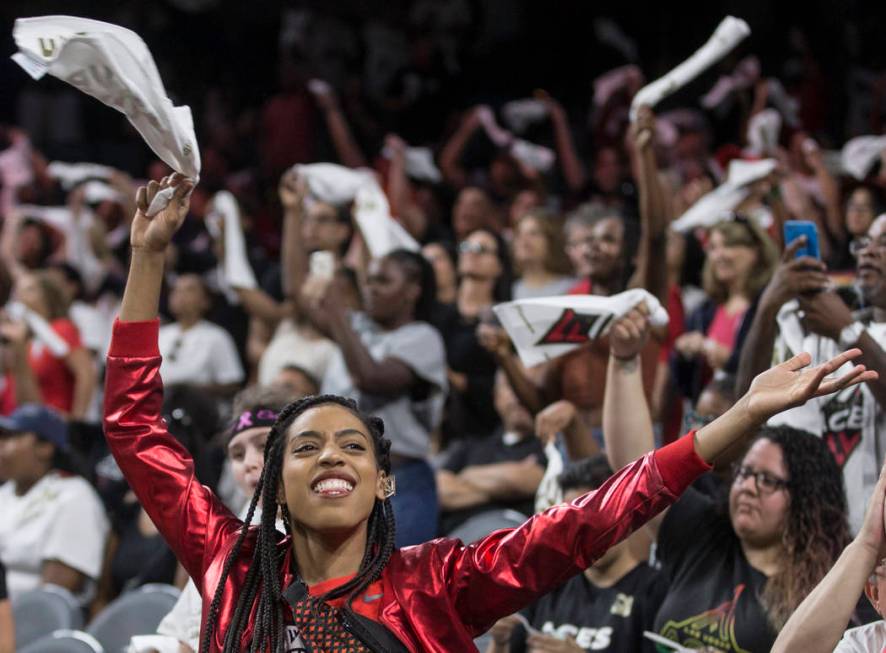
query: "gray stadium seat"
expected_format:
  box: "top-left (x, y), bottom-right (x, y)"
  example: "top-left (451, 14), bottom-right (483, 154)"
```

top-left (448, 509), bottom-right (528, 544)
top-left (86, 584), bottom-right (180, 653)
top-left (12, 585), bottom-right (84, 648)
top-left (19, 630), bottom-right (104, 653)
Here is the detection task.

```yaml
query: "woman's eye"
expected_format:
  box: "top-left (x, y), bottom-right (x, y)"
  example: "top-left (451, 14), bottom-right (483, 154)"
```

top-left (293, 444), bottom-right (316, 454)
top-left (344, 442), bottom-right (365, 451)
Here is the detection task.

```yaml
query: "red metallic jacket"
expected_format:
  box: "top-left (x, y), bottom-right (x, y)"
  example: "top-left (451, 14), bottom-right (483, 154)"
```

top-left (103, 319), bottom-right (711, 652)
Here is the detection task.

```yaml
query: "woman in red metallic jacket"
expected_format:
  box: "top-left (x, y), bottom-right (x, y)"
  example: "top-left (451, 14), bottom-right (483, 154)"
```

top-left (103, 174), bottom-right (875, 653)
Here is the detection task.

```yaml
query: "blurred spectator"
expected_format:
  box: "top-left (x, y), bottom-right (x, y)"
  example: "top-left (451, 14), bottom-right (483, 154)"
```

top-left (308, 249), bottom-right (448, 546)
top-left (605, 306), bottom-right (849, 651)
top-left (0, 404), bottom-right (109, 604)
top-left (510, 210), bottom-right (576, 300)
top-left (2, 272), bottom-right (96, 419)
top-left (737, 215), bottom-right (886, 535)
top-left (673, 217), bottom-right (778, 403)
top-left (436, 371), bottom-right (545, 535)
top-left (158, 274), bottom-right (244, 396)
top-left (487, 456), bottom-right (663, 653)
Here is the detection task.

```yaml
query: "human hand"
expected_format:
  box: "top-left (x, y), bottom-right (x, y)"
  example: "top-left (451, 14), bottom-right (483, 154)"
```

top-left (477, 323), bottom-right (512, 359)
top-left (489, 615), bottom-right (521, 645)
top-left (526, 632), bottom-right (583, 652)
top-left (278, 169), bottom-right (307, 212)
top-left (630, 105), bottom-right (655, 151)
top-left (535, 400), bottom-right (576, 444)
top-left (385, 133), bottom-right (408, 159)
top-left (130, 174), bottom-right (194, 252)
top-left (745, 349), bottom-right (876, 422)
top-left (702, 338), bottom-right (731, 370)
top-left (609, 302), bottom-right (651, 360)
top-left (675, 331), bottom-right (706, 359)
top-left (798, 291), bottom-right (854, 341)
top-left (0, 316), bottom-right (30, 348)
top-left (760, 237), bottom-right (829, 310)
top-left (857, 458), bottom-right (886, 559)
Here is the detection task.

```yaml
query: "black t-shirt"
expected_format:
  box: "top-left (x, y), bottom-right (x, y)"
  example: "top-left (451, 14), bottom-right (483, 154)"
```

top-left (509, 564), bottom-right (664, 652)
top-left (439, 430), bottom-right (546, 534)
top-left (653, 486), bottom-right (777, 652)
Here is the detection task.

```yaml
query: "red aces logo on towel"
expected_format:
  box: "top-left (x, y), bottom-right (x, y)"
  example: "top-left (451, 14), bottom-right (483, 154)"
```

top-left (537, 310), bottom-right (614, 346)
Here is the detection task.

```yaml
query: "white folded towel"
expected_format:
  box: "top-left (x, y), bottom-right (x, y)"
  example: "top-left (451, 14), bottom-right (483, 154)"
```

top-left (671, 158), bottom-right (776, 233)
top-left (6, 301), bottom-right (70, 357)
top-left (502, 98), bottom-right (549, 133)
top-left (47, 161), bottom-right (114, 189)
top-left (12, 16), bottom-right (200, 214)
top-left (212, 191), bottom-right (258, 290)
top-left (842, 135), bottom-right (886, 180)
top-left (493, 288), bottom-right (668, 368)
top-left (382, 145), bottom-right (442, 183)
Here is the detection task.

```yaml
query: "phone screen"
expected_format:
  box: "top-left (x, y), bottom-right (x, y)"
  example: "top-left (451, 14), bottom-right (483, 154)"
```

top-left (783, 221), bottom-right (821, 259)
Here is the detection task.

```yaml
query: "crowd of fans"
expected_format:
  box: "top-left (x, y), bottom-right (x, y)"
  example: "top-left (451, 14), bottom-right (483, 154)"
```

top-left (5, 3), bottom-right (886, 652)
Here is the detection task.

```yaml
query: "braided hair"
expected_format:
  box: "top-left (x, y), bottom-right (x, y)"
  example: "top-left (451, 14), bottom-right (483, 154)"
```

top-left (751, 425), bottom-right (850, 630)
top-left (200, 394), bottom-right (396, 653)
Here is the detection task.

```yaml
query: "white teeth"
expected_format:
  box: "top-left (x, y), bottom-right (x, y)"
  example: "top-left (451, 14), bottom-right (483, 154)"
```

top-left (313, 478), bottom-right (354, 494)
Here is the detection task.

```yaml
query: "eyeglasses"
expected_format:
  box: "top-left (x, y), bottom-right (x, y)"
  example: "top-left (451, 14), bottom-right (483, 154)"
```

top-left (732, 464), bottom-right (791, 495)
top-left (850, 236), bottom-right (886, 257)
top-left (459, 241), bottom-right (497, 256)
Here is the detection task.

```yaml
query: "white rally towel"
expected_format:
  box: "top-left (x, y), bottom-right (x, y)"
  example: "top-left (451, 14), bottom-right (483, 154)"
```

top-left (6, 301), bottom-right (71, 357)
top-left (502, 98), bottom-right (549, 133)
top-left (382, 144), bottom-right (442, 184)
top-left (47, 161), bottom-right (113, 189)
top-left (745, 108), bottom-right (782, 156)
top-left (293, 163), bottom-right (419, 257)
top-left (630, 16), bottom-right (751, 120)
top-left (842, 135), bottom-right (886, 181)
top-left (671, 158), bottom-right (777, 233)
top-left (493, 288), bottom-right (669, 368)
top-left (477, 106), bottom-right (556, 172)
top-left (12, 16), bottom-right (200, 214)
top-left (211, 191), bottom-right (258, 291)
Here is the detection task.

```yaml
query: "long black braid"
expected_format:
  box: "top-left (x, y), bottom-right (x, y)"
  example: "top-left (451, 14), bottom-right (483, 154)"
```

top-left (200, 395), bottom-right (396, 653)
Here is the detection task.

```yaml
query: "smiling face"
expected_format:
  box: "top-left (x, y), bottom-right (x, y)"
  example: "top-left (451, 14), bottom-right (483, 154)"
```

top-left (227, 426), bottom-right (270, 497)
top-left (729, 438), bottom-right (791, 548)
top-left (856, 215), bottom-right (886, 308)
top-left (280, 404), bottom-right (387, 534)
top-left (706, 228), bottom-right (758, 289)
top-left (586, 217), bottom-right (625, 283)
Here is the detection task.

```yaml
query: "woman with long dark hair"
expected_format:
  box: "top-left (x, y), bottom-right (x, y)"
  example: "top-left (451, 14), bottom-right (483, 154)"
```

top-left (104, 175), bottom-right (871, 653)
top-left (605, 303), bottom-right (853, 651)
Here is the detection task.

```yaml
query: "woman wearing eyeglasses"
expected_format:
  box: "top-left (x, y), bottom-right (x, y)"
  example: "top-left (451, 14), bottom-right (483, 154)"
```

top-left (605, 304), bottom-right (851, 653)
top-left (427, 229), bottom-right (513, 445)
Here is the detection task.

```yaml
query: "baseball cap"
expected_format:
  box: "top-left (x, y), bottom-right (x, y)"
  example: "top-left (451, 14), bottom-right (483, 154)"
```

top-left (0, 403), bottom-right (69, 452)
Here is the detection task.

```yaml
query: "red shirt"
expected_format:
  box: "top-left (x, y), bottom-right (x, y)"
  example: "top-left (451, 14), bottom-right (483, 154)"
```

top-left (29, 318), bottom-right (81, 413)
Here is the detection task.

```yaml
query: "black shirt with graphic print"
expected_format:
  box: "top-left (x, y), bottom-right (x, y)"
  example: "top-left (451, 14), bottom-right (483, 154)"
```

top-left (652, 484), bottom-right (777, 653)
top-left (509, 563), bottom-right (664, 652)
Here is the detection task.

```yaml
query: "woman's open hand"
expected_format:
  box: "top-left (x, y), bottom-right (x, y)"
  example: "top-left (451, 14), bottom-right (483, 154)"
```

top-left (745, 349), bottom-right (877, 422)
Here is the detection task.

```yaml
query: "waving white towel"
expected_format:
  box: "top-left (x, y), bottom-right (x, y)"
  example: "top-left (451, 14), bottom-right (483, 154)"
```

top-left (212, 191), bottom-right (258, 291)
top-left (493, 288), bottom-right (669, 368)
top-left (47, 161), bottom-right (114, 189)
top-left (12, 16), bottom-right (200, 214)
top-left (382, 145), bottom-right (442, 184)
top-left (6, 301), bottom-right (70, 357)
top-left (630, 16), bottom-right (751, 120)
top-left (842, 135), bottom-right (886, 181)
top-left (671, 158), bottom-right (776, 233)
top-left (293, 163), bottom-right (419, 257)
top-left (502, 98), bottom-right (549, 133)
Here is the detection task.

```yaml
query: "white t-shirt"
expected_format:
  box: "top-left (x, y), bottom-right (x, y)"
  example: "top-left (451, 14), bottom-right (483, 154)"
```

top-left (158, 320), bottom-right (245, 387)
top-left (834, 620), bottom-right (886, 652)
top-left (257, 318), bottom-right (338, 387)
top-left (769, 302), bottom-right (886, 535)
top-left (0, 472), bottom-right (109, 600)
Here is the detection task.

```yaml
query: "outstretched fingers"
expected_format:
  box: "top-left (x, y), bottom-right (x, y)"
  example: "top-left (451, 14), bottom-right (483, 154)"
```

top-left (815, 364), bottom-right (878, 397)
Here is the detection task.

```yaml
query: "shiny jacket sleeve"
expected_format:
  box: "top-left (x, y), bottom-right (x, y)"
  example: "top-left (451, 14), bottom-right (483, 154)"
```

top-left (441, 432), bottom-right (710, 635)
top-left (103, 319), bottom-right (241, 584)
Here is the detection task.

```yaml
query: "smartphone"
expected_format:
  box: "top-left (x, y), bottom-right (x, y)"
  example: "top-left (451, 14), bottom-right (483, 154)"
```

top-left (783, 221), bottom-right (820, 259)
top-left (309, 251), bottom-right (335, 280)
